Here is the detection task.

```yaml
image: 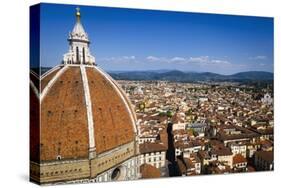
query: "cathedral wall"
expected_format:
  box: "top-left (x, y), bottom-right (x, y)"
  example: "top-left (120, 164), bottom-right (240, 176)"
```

top-left (94, 155), bottom-right (140, 182)
top-left (90, 141), bottom-right (136, 178)
top-left (30, 159), bottom-right (90, 184)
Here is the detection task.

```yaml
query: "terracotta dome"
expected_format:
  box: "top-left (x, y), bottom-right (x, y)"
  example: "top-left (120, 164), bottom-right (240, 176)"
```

top-left (30, 8), bottom-right (139, 184)
top-left (30, 70), bottom-right (40, 162)
top-left (39, 65), bottom-right (137, 161)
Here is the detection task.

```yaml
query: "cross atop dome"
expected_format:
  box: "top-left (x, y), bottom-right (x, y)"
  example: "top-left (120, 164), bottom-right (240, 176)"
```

top-left (63, 8), bottom-right (96, 65)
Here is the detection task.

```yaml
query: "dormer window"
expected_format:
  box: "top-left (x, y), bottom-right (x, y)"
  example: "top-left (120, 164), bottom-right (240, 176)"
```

top-left (56, 155), bottom-right (62, 160)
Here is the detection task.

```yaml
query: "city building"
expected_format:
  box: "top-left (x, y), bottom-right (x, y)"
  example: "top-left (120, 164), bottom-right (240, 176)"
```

top-left (139, 143), bottom-right (167, 171)
top-left (261, 93), bottom-right (273, 106)
top-left (229, 143), bottom-right (247, 158)
top-left (140, 164), bottom-right (161, 179)
top-left (209, 140), bottom-right (233, 168)
top-left (254, 151), bottom-right (274, 171)
top-left (177, 153), bottom-right (201, 176)
top-left (207, 161), bottom-right (232, 174)
top-left (232, 154), bottom-right (248, 172)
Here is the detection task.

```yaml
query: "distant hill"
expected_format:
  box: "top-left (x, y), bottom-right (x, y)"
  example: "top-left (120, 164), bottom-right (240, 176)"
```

top-left (109, 70), bottom-right (273, 82)
top-left (228, 71), bottom-right (274, 80)
top-left (39, 67), bottom-right (273, 82)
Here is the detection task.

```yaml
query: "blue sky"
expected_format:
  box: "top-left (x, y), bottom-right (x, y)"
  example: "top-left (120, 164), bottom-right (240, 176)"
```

top-left (39, 3), bottom-right (273, 75)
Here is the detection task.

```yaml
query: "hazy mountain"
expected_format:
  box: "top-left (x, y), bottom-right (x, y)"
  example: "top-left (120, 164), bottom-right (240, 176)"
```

top-left (39, 67), bottom-right (273, 82)
top-left (109, 70), bottom-right (273, 82)
top-left (228, 71), bottom-right (274, 80)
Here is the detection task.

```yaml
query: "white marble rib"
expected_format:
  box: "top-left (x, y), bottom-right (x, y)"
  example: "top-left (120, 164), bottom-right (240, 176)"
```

top-left (80, 65), bottom-right (96, 154)
top-left (95, 66), bottom-right (137, 134)
top-left (40, 65), bottom-right (69, 102)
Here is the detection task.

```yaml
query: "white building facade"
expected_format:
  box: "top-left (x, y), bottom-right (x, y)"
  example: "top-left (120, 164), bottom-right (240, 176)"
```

top-left (139, 151), bottom-right (166, 169)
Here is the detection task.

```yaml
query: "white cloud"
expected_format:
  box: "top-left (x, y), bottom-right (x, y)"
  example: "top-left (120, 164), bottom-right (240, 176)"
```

top-left (99, 55), bottom-right (232, 68)
top-left (146, 56), bottom-right (161, 61)
top-left (188, 56), bottom-right (209, 63)
top-left (210, 59), bottom-right (231, 65)
top-left (146, 56), bottom-right (173, 63)
top-left (146, 55), bottom-right (231, 66)
top-left (170, 57), bottom-right (186, 62)
top-left (98, 56), bottom-right (137, 63)
top-left (249, 55), bottom-right (267, 60)
top-left (122, 56), bottom-right (136, 60)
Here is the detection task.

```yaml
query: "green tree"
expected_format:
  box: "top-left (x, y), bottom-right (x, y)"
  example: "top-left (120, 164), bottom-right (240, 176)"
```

top-left (166, 110), bottom-right (173, 118)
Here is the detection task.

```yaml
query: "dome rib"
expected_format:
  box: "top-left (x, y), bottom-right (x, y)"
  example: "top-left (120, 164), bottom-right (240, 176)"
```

top-left (30, 80), bottom-right (39, 99)
top-left (40, 65), bottom-right (69, 101)
top-left (109, 76), bottom-right (138, 124)
top-left (30, 70), bottom-right (40, 91)
top-left (80, 65), bottom-right (96, 158)
top-left (86, 66), bottom-right (136, 154)
top-left (95, 66), bottom-right (137, 134)
top-left (41, 67), bottom-right (64, 92)
top-left (41, 64), bottom-right (62, 79)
